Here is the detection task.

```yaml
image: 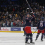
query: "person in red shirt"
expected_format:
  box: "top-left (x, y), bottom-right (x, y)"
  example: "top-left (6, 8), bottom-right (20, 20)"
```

top-left (13, 22), bottom-right (16, 26)
top-left (24, 26), bottom-right (33, 43)
top-left (23, 14), bottom-right (34, 43)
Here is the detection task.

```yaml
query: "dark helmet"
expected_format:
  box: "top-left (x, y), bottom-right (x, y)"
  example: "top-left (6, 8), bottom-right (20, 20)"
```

top-left (41, 17), bottom-right (44, 21)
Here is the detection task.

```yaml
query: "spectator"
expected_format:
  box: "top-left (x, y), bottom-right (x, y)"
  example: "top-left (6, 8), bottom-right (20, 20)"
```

top-left (13, 22), bottom-right (16, 27)
top-left (11, 20), bottom-right (13, 27)
top-left (0, 1), bottom-right (45, 27)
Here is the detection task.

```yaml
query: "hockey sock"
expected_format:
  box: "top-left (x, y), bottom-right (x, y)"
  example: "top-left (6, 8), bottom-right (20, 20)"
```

top-left (41, 33), bottom-right (44, 41)
top-left (30, 36), bottom-right (33, 43)
top-left (36, 33), bottom-right (40, 40)
top-left (25, 36), bottom-right (29, 43)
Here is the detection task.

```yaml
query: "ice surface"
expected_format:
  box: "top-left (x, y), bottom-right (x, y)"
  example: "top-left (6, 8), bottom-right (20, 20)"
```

top-left (0, 32), bottom-right (45, 45)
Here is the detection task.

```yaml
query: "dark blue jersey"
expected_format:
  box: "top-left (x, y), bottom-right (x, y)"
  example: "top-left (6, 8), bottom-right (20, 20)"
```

top-left (25, 17), bottom-right (31, 26)
top-left (37, 21), bottom-right (44, 30)
top-left (44, 21), bottom-right (45, 28)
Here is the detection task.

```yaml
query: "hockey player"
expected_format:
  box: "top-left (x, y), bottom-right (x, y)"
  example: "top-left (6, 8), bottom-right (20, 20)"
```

top-left (23, 14), bottom-right (35, 36)
top-left (24, 26), bottom-right (33, 43)
top-left (35, 19), bottom-right (44, 41)
top-left (23, 14), bottom-right (34, 43)
top-left (44, 19), bottom-right (45, 38)
top-left (23, 27), bottom-right (26, 36)
top-left (23, 14), bottom-right (31, 36)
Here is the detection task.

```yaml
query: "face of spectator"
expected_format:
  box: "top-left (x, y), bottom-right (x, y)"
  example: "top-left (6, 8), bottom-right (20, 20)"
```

top-left (27, 14), bottom-right (30, 17)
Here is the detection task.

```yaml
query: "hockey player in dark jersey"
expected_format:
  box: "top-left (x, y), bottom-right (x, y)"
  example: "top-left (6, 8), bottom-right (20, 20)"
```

top-left (44, 20), bottom-right (45, 38)
top-left (23, 14), bottom-right (31, 36)
top-left (35, 19), bottom-right (44, 41)
top-left (23, 14), bottom-right (35, 36)
top-left (23, 14), bottom-right (34, 43)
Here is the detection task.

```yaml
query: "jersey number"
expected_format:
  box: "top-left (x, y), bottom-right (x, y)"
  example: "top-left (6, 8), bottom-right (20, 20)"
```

top-left (40, 22), bottom-right (43, 27)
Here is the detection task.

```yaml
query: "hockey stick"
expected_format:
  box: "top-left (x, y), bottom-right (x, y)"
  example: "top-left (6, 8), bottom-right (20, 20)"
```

top-left (26, 0), bottom-right (33, 12)
top-left (27, 30), bottom-right (37, 39)
top-left (32, 30), bottom-right (37, 35)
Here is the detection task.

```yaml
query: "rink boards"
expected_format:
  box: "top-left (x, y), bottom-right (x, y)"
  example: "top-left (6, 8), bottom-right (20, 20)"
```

top-left (0, 27), bottom-right (37, 33)
top-left (0, 31), bottom-right (37, 33)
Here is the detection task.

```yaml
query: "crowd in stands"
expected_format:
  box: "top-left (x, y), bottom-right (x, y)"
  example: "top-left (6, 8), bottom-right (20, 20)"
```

top-left (0, 0), bottom-right (45, 27)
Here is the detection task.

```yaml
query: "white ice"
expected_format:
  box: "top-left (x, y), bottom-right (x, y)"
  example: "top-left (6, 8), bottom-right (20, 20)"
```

top-left (0, 32), bottom-right (45, 45)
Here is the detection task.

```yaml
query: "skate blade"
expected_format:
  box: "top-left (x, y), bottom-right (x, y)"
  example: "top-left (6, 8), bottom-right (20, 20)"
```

top-left (25, 43), bottom-right (35, 45)
top-left (25, 42), bottom-right (35, 44)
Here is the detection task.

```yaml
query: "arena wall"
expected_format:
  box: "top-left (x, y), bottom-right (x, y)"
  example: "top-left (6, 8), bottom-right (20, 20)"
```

top-left (0, 27), bottom-right (37, 33)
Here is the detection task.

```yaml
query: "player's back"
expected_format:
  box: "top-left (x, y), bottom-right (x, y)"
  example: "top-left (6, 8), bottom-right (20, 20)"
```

top-left (25, 26), bottom-right (32, 34)
top-left (38, 21), bottom-right (44, 30)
